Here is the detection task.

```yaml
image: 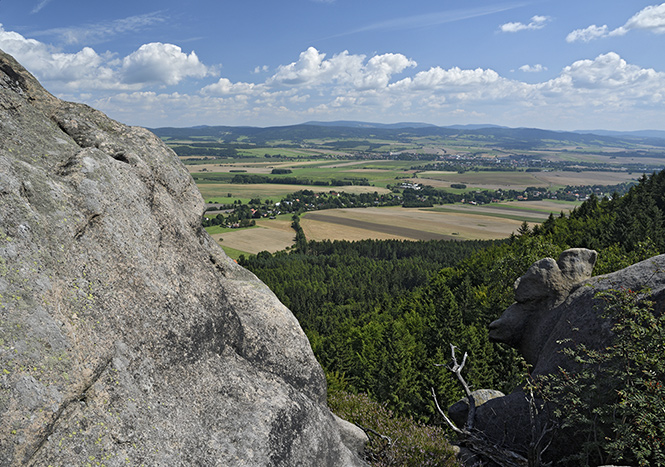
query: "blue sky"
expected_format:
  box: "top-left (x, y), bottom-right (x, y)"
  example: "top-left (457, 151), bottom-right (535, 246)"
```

top-left (1, 1), bottom-right (664, 130)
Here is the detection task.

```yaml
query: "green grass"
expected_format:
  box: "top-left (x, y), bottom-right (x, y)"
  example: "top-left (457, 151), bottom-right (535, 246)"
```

top-left (219, 245), bottom-right (251, 259)
top-left (203, 225), bottom-right (231, 235)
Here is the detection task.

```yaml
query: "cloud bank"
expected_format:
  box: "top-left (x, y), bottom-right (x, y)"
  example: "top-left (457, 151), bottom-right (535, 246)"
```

top-left (1, 23), bottom-right (664, 130)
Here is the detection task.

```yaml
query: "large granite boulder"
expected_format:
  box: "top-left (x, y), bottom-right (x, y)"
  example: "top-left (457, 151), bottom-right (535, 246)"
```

top-left (478, 248), bottom-right (665, 458)
top-left (0, 49), bottom-right (366, 466)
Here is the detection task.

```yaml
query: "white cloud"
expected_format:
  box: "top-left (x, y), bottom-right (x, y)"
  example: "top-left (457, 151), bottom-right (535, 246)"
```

top-left (566, 24), bottom-right (609, 42)
top-left (201, 78), bottom-right (259, 96)
top-left (0, 25), bottom-right (212, 90)
top-left (392, 66), bottom-right (503, 91)
top-left (121, 43), bottom-right (213, 86)
top-left (542, 52), bottom-right (665, 95)
top-left (253, 65), bottom-right (270, 74)
top-left (567, 3), bottom-right (665, 42)
top-left (519, 64), bottom-right (547, 73)
top-left (0, 24), bottom-right (116, 87)
top-left (621, 2), bottom-right (665, 33)
top-left (500, 15), bottom-right (550, 33)
top-left (268, 47), bottom-right (416, 90)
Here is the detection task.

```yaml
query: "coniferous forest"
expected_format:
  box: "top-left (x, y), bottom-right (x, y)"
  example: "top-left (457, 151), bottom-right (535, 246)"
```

top-left (239, 171), bottom-right (665, 465)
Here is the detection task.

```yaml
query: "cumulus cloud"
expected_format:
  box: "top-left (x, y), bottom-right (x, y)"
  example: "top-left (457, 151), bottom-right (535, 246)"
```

top-left (0, 25), bottom-right (212, 90)
top-left (500, 15), bottom-right (549, 33)
top-left (0, 24), bottom-right (116, 87)
top-left (201, 78), bottom-right (259, 96)
top-left (542, 52), bottom-right (665, 95)
top-left (121, 43), bottom-right (213, 86)
top-left (268, 47), bottom-right (416, 90)
top-left (567, 3), bottom-right (665, 42)
top-left (519, 64), bottom-right (547, 73)
top-left (622, 2), bottom-right (665, 33)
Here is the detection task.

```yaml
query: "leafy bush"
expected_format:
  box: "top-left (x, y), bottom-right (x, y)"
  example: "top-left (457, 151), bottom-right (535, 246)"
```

top-left (542, 286), bottom-right (665, 466)
top-left (328, 389), bottom-right (460, 467)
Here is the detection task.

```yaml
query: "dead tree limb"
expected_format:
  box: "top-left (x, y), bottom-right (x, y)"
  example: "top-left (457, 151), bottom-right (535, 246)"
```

top-left (431, 387), bottom-right (466, 435)
top-left (433, 344), bottom-right (530, 467)
top-left (434, 343), bottom-right (476, 429)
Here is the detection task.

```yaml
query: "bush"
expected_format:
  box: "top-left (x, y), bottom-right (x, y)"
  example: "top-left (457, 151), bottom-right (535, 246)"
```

top-left (328, 389), bottom-right (460, 467)
top-left (542, 286), bottom-right (665, 466)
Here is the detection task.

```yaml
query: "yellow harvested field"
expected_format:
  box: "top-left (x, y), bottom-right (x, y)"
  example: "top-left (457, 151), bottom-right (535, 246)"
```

top-left (212, 200), bottom-right (580, 253)
top-left (211, 221), bottom-right (295, 255)
top-left (301, 207), bottom-right (532, 241)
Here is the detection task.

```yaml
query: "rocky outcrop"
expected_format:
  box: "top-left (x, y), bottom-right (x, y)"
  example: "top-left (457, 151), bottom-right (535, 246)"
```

top-left (0, 49), bottom-right (366, 466)
top-left (476, 249), bottom-right (665, 459)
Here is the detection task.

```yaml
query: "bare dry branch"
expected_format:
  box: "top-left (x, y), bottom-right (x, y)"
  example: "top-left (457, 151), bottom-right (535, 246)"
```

top-left (431, 387), bottom-right (466, 435)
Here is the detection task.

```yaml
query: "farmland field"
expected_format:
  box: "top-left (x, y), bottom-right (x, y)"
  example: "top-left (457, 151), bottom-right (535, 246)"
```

top-left (212, 200), bottom-right (579, 257)
top-left (415, 170), bottom-right (639, 191)
top-left (300, 204), bottom-right (566, 242)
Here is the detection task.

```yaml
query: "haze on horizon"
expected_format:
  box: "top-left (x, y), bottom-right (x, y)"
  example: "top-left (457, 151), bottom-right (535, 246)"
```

top-left (1, 0), bottom-right (664, 132)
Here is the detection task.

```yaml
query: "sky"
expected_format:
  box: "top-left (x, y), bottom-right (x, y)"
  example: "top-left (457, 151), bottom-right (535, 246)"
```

top-left (1, 1), bottom-right (665, 131)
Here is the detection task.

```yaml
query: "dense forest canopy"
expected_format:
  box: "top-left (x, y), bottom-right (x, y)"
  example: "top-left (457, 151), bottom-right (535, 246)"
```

top-left (240, 170), bottom-right (665, 424)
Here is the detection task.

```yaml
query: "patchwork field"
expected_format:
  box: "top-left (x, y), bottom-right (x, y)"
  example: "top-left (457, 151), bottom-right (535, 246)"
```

top-left (301, 205), bottom-right (550, 242)
top-left (415, 170), bottom-right (639, 191)
top-left (211, 200), bottom-right (581, 257)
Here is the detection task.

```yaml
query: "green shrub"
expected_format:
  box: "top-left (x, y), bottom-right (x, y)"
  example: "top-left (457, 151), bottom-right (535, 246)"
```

top-left (328, 389), bottom-right (460, 467)
top-left (542, 286), bottom-right (665, 466)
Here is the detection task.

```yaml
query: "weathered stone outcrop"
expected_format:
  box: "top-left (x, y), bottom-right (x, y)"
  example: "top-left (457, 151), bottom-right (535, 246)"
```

top-left (0, 49), bottom-right (366, 466)
top-left (476, 248), bottom-right (665, 459)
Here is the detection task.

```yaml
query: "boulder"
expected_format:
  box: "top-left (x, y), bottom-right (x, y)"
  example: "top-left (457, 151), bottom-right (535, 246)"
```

top-left (0, 49), bottom-right (367, 466)
top-left (479, 249), bottom-right (665, 459)
top-left (447, 389), bottom-right (505, 428)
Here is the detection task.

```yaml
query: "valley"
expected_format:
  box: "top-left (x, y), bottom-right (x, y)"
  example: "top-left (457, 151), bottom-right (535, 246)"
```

top-left (154, 123), bottom-right (665, 257)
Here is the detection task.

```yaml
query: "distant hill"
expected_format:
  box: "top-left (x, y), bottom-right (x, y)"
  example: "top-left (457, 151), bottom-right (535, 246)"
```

top-left (443, 124), bottom-right (508, 130)
top-left (150, 122), bottom-right (665, 150)
top-left (573, 129), bottom-right (665, 139)
top-left (303, 120), bottom-right (437, 129)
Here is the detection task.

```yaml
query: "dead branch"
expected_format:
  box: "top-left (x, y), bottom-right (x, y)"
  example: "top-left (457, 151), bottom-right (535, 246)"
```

top-left (433, 344), bottom-right (531, 467)
top-left (431, 387), bottom-right (466, 435)
top-left (355, 422), bottom-right (393, 448)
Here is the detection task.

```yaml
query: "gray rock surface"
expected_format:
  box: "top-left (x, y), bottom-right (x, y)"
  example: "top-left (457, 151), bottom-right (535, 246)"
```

top-left (447, 389), bottom-right (505, 428)
top-left (480, 248), bottom-right (665, 458)
top-left (0, 49), bottom-right (367, 466)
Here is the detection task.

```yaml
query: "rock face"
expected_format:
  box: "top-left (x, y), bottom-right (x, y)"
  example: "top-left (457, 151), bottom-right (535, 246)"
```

top-left (478, 248), bottom-right (665, 458)
top-left (0, 50), bottom-right (366, 466)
